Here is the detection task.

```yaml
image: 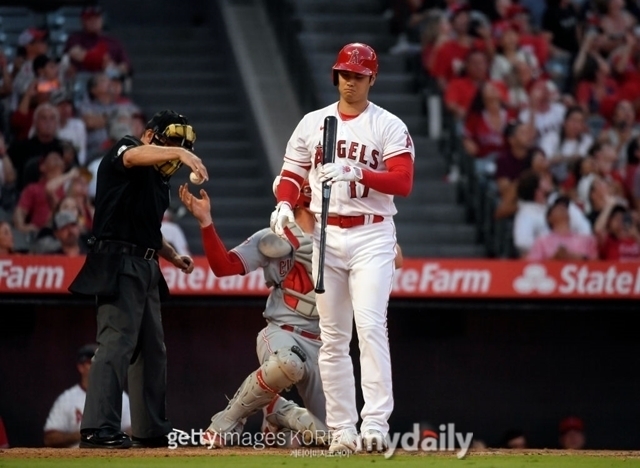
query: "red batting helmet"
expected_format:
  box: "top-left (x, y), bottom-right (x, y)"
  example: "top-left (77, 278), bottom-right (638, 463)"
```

top-left (332, 43), bottom-right (378, 86)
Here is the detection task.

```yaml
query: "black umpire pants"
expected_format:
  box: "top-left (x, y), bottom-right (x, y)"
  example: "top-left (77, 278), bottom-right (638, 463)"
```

top-left (81, 255), bottom-right (173, 438)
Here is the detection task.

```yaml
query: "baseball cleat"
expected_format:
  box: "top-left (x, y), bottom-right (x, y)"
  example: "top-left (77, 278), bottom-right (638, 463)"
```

top-left (201, 429), bottom-right (226, 449)
top-left (361, 429), bottom-right (389, 453)
top-left (328, 427), bottom-right (359, 454)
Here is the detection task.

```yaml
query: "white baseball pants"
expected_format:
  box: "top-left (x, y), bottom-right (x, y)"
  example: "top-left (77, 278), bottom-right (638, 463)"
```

top-left (313, 218), bottom-right (396, 435)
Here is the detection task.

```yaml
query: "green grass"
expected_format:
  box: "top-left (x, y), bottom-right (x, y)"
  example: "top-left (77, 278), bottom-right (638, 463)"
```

top-left (2, 455), bottom-right (640, 468)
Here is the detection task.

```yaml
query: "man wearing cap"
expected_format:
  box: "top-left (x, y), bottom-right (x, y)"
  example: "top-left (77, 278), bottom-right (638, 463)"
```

top-left (44, 344), bottom-right (132, 448)
top-left (69, 109), bottom-right (207, 449)
top-left (12, 28), bottom-right (49, 106)
top-left (64, 6), bottom-right (131, 77)
top-left (33, 210), bottom-right (88, 256)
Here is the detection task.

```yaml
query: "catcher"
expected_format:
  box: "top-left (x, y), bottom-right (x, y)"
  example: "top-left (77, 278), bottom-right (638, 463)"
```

top-left (179, 180), bottom-right (403, 449)
top-left (180, 179), bottom-right (326, 447)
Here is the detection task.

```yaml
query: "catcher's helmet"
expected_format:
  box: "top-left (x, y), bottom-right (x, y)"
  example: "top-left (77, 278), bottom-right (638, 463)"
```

top-left (332, 43), bottom-right (378, 86)
top-left (146, 110), bottom-right (196, 177)
top-left (272, 176), bottom-right (311, 209)
top-left (297, 181), bottom-right (311, 208)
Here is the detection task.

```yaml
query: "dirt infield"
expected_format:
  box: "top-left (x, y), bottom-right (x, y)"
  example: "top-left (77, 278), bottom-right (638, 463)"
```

top-left (2, 447), bottom-right (640, 459)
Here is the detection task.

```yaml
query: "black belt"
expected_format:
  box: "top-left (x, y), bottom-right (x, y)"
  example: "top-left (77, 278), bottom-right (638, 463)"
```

top-left (93, 240), bottom-right (158, 260)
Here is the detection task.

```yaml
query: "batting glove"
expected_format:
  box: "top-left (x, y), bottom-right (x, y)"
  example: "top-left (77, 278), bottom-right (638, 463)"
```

top-left (270, 201), bottom-right (295, 237)
top-left (319, 163), bottom-right (363, 186)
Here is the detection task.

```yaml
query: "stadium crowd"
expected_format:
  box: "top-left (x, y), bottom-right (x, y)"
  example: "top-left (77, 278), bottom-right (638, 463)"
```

top-left (389, 0), bottom-right (640, 260)
top-left (0, 5), bottom-right (189, 256)
top-left (2, 1), bottom-right (638, 260)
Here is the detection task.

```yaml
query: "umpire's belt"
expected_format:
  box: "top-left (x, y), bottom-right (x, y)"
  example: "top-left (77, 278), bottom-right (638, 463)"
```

top-left (280, 324), bottom-right (321, 342)
top-left (94, 240), bottom-right (158, 260)
top-left (326, 214), bottom-right (384, 229)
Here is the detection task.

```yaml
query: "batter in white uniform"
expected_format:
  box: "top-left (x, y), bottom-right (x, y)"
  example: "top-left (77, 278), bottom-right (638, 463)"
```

top-left (270, 43), bottom-right (415, 454)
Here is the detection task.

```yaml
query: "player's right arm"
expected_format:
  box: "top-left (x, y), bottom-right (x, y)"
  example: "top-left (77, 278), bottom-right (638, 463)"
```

top-left (116, 135), bottom-right (208, 180)
top-left (271, 118), bottom-right (313, 236)
top-left (275, 117), bottom-right (313, 206)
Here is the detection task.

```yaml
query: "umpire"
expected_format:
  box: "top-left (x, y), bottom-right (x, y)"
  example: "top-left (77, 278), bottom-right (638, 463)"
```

top-left (69, 110), bottom-right (208, 449)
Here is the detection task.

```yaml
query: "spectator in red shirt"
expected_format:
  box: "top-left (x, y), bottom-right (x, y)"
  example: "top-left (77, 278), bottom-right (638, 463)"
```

top-left (596, 202), bottom-right (640, 260)
top-left (445, 49), bottom-right (506, 120)
top-left (12, 149), bottom-right (66, 235)
top-left (64, 6), bottom-right (132, 77)
top-left (429, 4), bottom-right (493, 90)
top-left (508, 5), bottom-right (550, 67)
top-left (463, 82), bottom-right (514, 172)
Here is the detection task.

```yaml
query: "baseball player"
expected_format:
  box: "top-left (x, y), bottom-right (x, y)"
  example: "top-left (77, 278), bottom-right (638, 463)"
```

top-left (44, 344), bottom-right (132, 448)
top-left (178, 181), bottom-right (328, 448)
top-left (270, 42), bottom-right (415, 454)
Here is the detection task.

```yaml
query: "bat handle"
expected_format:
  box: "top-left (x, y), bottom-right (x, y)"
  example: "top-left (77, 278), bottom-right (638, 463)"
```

top-left (315, 287), bottom-right (325, 294)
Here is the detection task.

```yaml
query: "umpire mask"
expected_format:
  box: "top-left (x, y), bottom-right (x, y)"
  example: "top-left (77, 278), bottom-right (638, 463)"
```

top-left (146, 110), bottom-right (196, 178)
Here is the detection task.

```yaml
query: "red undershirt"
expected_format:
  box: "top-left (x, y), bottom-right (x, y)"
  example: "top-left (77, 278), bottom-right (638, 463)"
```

top-left (200, 224), bottom-right (245, 276)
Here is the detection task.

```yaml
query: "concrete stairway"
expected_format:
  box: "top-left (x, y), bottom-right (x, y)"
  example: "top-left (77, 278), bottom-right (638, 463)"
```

top-left (110, 26), bottom-right (274, 254)
top-left (291, 0), bottom-right (486, 257)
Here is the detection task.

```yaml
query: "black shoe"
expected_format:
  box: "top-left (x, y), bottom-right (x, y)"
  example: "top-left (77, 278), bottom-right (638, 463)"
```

top-left (131, 434), bottom-right (169, 448)
top-left (80, 428), bottom-right (132, 449)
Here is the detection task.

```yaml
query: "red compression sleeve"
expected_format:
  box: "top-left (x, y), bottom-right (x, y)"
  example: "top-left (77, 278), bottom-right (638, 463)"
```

top-left (276, 170), bottom-right (305, 206)
top-left (360, 153), bottom-right (414, 196)
top-left (201, 224), bottom-right (245, 276)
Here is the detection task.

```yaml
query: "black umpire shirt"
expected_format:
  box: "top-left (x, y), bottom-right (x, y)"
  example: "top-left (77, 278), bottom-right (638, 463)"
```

top-left (92, 135), bottom-right (170, 251)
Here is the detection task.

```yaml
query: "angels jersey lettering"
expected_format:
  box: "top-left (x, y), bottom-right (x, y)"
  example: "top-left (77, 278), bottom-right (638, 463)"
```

top-left (284, 102), bottom-right (415, 217)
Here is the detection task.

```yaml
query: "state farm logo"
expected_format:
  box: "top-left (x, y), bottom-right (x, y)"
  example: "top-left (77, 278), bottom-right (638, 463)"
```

top-left (513, 264), bottom-right (556, 294)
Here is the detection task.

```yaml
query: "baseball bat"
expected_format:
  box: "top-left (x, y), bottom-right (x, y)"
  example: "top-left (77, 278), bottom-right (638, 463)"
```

top-left (315, 115), bottom-right (338, 294)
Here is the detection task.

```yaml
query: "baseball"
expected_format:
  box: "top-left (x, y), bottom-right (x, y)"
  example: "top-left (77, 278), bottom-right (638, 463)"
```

top-left (189, 172), bottom-right (204, 185)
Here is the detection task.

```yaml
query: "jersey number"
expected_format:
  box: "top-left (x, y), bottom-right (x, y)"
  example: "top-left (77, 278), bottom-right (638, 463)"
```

top-left (349, 181), bottom-right (369, 199)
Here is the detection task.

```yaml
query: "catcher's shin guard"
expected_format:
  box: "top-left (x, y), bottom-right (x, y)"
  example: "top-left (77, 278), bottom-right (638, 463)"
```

top-left (209, 346), bottom-right (307, 435)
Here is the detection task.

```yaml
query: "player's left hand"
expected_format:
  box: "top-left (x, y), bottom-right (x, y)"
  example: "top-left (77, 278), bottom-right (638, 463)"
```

top-left (179, 183), bottom-right (212, 228)
top-left (319, 163), bottom-right (362, 186)
top-left (172, 255), bottom-right (195, 273)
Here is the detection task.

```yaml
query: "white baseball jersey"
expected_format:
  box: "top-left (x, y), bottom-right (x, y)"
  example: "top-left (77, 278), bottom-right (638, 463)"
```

top-left (44, 384), bottom-right (131, 447)
top-left (232, 228), bottom-right (319, 335)
top-left (283, 102), bottom-right (416, 217)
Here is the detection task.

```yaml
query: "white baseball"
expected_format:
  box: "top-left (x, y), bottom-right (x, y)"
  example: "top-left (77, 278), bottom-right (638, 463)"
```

top-left (189, 172), bottom-right (204, 184)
